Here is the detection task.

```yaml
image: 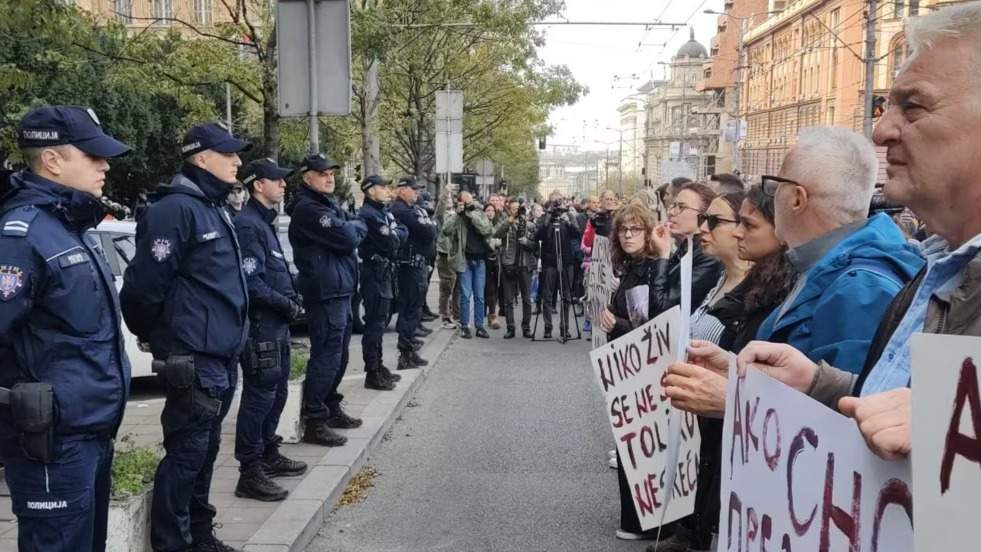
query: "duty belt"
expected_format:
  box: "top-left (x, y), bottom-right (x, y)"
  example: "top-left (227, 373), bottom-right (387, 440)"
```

top-left (368, 254), bottom-right (394, 273)
top-left (398, 254), bottom-right (427, 268)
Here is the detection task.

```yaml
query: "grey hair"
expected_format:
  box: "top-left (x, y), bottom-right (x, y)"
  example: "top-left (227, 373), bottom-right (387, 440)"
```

top-left (787, 127), bottom-right (877, 224)
top-left (906, 2), bottom-right (981, 63)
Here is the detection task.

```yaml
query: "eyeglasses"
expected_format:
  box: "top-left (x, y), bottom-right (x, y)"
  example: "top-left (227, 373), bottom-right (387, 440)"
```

top-left (698, 213), bottom-right (740, 231)
top-left (761, 175), bottom-right (801, 197)
top-left (232, 188), bottom-right (244, 194)
top-left (617, 225), bottom-right (646, 237)
top-left (668, 202), bottom-right (701, 214)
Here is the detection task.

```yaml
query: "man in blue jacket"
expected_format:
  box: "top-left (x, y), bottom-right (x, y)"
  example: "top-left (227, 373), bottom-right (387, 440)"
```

top-left (754, 127), bottom-right (925, 371)
top-left (233, 159), bottom-right (309, 503)
top-left (287, 154), bottom-right (368, 447)
top-left (120, 122), bottom-right (251, 552)
top-left (0, 106), bottom-right (131, 552)
top-left (357, 175), bottom-right (408, 390)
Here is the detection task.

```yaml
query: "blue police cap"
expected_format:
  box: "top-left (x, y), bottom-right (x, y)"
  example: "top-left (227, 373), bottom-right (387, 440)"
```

top-left (299, 153), bottom-right (341, 173)
top-left (241, 158), bottom-right (294, 186)
top-left (397, 176), bottom-right (425, 190)
top-left (360, 175), bottom-right (392, 193)
top-left (181, 122), bottom-right (252, 157)
top-left (17, 105), bottom-right (131, 158)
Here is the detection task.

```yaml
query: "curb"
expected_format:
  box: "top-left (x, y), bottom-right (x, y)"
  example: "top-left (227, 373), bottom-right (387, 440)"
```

top-left (241, 326), bottom-right (456, 552)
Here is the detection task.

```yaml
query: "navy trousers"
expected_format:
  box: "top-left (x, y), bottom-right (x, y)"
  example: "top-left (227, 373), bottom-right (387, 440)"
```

top-left (151, 354), bottom-right (237, 551)
top-left (396, 265), bottom-right (426, 351)
top-left (360, 268), bottom-right (392, 371)
top-left (301, 297), bottom-right (352, 419)
top-left (2, 436), bottom-right (113, 552)
top-left (235, 317), bottom-right (291, 471)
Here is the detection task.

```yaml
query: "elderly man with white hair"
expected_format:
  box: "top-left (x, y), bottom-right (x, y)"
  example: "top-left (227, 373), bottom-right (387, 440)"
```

top-left (736, 1), bottom-right (981, 461)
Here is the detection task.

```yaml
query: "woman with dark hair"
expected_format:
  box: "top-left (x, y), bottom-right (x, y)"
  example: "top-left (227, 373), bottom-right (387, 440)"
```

top-left (598, 204), bottom-right (672, 541)
top-left (648, 182), bottom-right (723, 319)
top-left (653, 185), bottom-right (796, 552)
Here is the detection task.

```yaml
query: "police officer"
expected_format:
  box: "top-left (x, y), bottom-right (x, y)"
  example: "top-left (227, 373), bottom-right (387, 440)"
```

top-left (120, 122), bottom-right (250, 552)
top-left (390, 177), bottom-right (437, 370)
top-left (0, 106), bottom-right (131, 552)
top-left (233, 159), bottom-right (309, 503)
top-left (287, 153), bottom-right (367, 447)
top-left (357, 175), bottom-right (408, 391)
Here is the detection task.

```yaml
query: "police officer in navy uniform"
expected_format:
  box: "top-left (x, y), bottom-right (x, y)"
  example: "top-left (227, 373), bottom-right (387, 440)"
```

top-left (120, 122), bottom-right (250, 552)
top-left (390, 177), bottom-right (437, 371)
top-left (357, 175), bottom-right (408, 391)
top-left (0, 106), bottom-right (131, 552)
top-left (232, 159), bottom-right (309, 503)
top-left (287, 153), bottom-right (367, 447)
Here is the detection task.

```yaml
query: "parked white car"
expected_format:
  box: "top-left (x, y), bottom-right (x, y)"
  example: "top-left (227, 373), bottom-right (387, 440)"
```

top-left (91, 220), bottom-right (155, 378)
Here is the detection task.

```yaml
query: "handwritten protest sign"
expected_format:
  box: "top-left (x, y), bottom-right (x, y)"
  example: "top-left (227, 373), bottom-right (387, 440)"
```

top-left (720, 366), bottom-right (912, 552)
top-left (586, 235), bottom-right (617, 348)
top-left (590, 306), bottom-right (700, 530)
top-left (911, 334), bottom-right (981, 551)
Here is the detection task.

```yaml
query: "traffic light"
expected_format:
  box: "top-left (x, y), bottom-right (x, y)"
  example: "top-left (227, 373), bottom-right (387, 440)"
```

top-left (354, 164), bottom-right (362, 182)
top-left (538, 137), bottom-right (546, 150)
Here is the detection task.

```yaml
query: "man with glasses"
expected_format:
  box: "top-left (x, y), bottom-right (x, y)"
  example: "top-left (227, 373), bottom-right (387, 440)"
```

top-left (753, 127), bottom-right (924, 372)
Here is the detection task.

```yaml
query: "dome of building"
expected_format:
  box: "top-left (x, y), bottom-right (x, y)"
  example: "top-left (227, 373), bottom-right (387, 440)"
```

top-left (675, 27), bottom-right (707, 59)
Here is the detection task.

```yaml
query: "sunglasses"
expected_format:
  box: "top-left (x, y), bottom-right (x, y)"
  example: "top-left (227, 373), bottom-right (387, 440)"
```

top-left (761, 175), bottom-right (801, 197)
top-left (698, 213), bottom-right (740, 231)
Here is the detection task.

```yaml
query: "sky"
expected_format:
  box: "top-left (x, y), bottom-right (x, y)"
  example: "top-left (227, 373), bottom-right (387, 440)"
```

top-left (536, 0), bottom-right (725, 152)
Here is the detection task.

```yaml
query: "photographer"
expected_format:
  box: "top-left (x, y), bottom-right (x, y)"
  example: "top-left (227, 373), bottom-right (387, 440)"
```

top-left (532, 197), bottom-right (582, 339)
top-left (496, 198), bottom-right (539, 338)
top-left (441, 190), bottom-right (495, 338)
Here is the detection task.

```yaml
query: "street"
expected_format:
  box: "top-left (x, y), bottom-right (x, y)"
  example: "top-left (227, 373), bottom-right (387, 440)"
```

top-left (306, 330), bottom-right (649, 552)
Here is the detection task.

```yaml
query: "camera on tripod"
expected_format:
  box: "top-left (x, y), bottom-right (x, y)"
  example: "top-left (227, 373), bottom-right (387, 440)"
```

top-left (547, 200), bottom-right (568, 219)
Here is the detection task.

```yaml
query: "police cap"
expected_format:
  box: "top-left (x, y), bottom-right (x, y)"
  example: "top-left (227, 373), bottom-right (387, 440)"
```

top-left (361, 175), bottom-right (392, 193)
top-left (17, 105), bottom-right (131, 158)
top-left (397, 176), bottom-right (425, 190)
top-left (241, 158), bottom-right (294, 187)
top-left (299, 153), bottom-right (341, 173)
top-left (181, 122), bottom-right (252, 158)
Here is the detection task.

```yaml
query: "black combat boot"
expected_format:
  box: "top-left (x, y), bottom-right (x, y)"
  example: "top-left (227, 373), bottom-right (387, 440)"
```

top-left (326, 404), bottom-right (363, 428)
top-left (234, 464), bottom-right (288, 502)
top-left (415, 325), bottom-right (433, 337)
top-left (191, 528), bottom-right (240, 552)
top-left (302, 419), bottom-right (348, 447)
top-left (379, 363), bottom-right (402, 382)
top-left (503, 327), bottom-right (516, 339)
top-left (262, 450), bottom-right (308, 478)
top-left (408, 350), bottom-right (429, 367)
top-left (397, 350), bottom-right (418, 370)
top-left (365, 370), bottom-right (396, 391)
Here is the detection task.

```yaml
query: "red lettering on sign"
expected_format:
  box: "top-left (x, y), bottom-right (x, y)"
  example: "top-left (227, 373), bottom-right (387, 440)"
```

top-left (763, 408), bottom-right (782, 472)
top-left (727, 491), bottom-right (743, 552)
top-left (787, 427), bottom-right (818, 536)
top-left (871, 478), bottom-right (913, 552)
top-left (940, 357), bottom-right (981, 494)
top-left (818, 453), bottom-right (860, 552)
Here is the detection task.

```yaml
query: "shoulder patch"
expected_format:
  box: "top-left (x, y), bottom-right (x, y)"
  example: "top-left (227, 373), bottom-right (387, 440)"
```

top-left (319, 215), bottom-right (333, 228)
top-left (0, 265), bottom-right (26, 301)
top-left (242, 257), bottom-right (258, 275)
top-left (1, 207), bottom-right (39, 237)
top-left (151, 238), bottom-right (173, 262)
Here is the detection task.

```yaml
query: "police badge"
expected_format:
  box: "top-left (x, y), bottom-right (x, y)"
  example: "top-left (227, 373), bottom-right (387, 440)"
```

top-left (242, 257), bottom-right (258, 275)
top-left (319, 215), bottom-right (332, 228)
top-left (380, 225), bottom-right (390, 236)
top-left (151, 239), bottom-right (172, 262)
top-left (0, 265), bottom-right (24, 301)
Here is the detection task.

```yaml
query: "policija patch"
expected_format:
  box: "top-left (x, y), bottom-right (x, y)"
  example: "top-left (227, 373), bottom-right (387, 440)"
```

top-left (151, 239), bottom-right (172, 262)
top-left (0, 265), bottom-right (25, 300)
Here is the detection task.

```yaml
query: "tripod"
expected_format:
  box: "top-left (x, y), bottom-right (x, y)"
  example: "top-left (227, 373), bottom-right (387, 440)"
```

top-left (531, 220), bottom-right (582, 344)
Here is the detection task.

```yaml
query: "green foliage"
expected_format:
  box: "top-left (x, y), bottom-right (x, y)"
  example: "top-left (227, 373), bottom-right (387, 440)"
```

top-left (111, 445), bottom-right (160, 500)
top-left (290, 349), bottom-right (310, 381)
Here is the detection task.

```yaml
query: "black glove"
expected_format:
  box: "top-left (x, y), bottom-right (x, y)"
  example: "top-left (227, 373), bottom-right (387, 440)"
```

top-left (288, 300), bottom-right (305, 322)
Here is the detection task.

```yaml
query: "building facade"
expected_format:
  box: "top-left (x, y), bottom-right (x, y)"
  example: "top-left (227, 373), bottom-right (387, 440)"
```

top-left (68, 0), bottom-right (231, 30)
top-left (737, 0), bottom-right (941, 178)
top-left (616, 88), bottom-right (649, 181)
top-left (643, 30), bottom-right (716, 184)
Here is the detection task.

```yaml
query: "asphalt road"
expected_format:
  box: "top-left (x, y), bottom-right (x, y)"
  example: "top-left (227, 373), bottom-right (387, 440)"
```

top-left (306, 327), bottom-right (656, 552)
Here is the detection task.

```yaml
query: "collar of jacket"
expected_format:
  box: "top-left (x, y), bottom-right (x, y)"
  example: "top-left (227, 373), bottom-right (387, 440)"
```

top-left (364, 197), bottom-right (386, 210)
top-left (179, 163), bottom-right (233, 205)
top-left (785, 219), bottom-right (865, 275)
top-left (246, 196), bottom-right (278, 225)
top-left (298, 182), bottom-right (338, 208)
top-left (6, 170), bottom-right (107, 231)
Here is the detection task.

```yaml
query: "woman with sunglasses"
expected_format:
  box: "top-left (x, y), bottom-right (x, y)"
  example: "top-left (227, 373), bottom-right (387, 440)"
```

top-left (647, 182), bottom-right (723, 319)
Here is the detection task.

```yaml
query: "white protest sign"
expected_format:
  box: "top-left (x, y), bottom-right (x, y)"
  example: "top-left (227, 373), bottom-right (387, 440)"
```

top-left (587, 235), bottom-right (618, 348)
top-left (720, 366), bottom-right (912, 552)
top-left (911, 333), bottom-right (981, 552)
top-left (590, 306), bottom-right (700, 530)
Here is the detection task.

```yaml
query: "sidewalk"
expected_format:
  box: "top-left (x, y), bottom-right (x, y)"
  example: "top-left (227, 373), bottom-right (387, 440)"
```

top-left (0, 284), bottom-right (454, 552)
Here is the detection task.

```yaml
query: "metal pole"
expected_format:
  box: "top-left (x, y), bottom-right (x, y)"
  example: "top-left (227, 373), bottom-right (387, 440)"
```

top-left (617, 129), bottom-right (623, 196)
top-left (307, 0), bottom-right (319, 154)
top-left (863, 0), bottom-right (877, 139)
top-left (225, 82), bottom-right (233, 133)
top-left (733, 18), bottom-right (746, 173)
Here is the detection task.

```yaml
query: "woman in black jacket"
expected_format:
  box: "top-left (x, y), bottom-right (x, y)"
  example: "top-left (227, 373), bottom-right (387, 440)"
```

top-left (648, 183), bottom-right (723, 319)
top-left (598, 203), bottom-right (676, 541)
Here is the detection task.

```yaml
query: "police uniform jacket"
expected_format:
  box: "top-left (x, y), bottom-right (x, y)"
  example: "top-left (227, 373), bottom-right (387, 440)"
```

top-left (286, 185), bottom-right (367, 301)
top-left (0, 172), bottom-right (131, 438)
top-left (235, 197), bottom-right (297, 324)
top-left (120, 164), bottom-right (249, 374)
top-left (358, 198), bottom-right (407, 263)
top-left (390, 198), bottom-right (437, 262)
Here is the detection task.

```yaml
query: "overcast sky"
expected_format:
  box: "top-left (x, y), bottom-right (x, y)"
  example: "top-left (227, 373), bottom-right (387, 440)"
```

top-left (536, 0), bottom-right (725, 151)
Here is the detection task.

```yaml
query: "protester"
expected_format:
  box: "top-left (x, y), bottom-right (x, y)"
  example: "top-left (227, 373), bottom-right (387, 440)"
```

top-left (739, 2), bottom-right (981, 462)
top-left (581, 190), bottom-right (618, 335)
top-left (435, 185), bottom-right (460, 329)
top-left (484, 203), bottom-right (502, 330)
top-left (442, 190), bottom-right (494, 339)
top-left (708, 173), bottom-right (745, 195)
top-left (648, 182), bottom-right (723, 318)
top-left (598, 203), bottom-right (668, 541)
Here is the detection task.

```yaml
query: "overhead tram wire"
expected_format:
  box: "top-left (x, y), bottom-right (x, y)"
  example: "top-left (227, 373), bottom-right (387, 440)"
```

top-left (635, 0), bottom-right (678, 52)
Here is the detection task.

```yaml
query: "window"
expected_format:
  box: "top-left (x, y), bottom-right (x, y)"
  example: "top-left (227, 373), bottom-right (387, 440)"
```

top-left (112, 0), bottom-right (132, 23)
top-left (193, 0), bottom-right (213, 25)
top-left (894, 0), bottom-right (904, 18)
top-left (909, 0), bottom-right (919, 16)
top-left (153, 0), bottom-right (173, 25)
top-left (892, 41), bottom-right (908, 80)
